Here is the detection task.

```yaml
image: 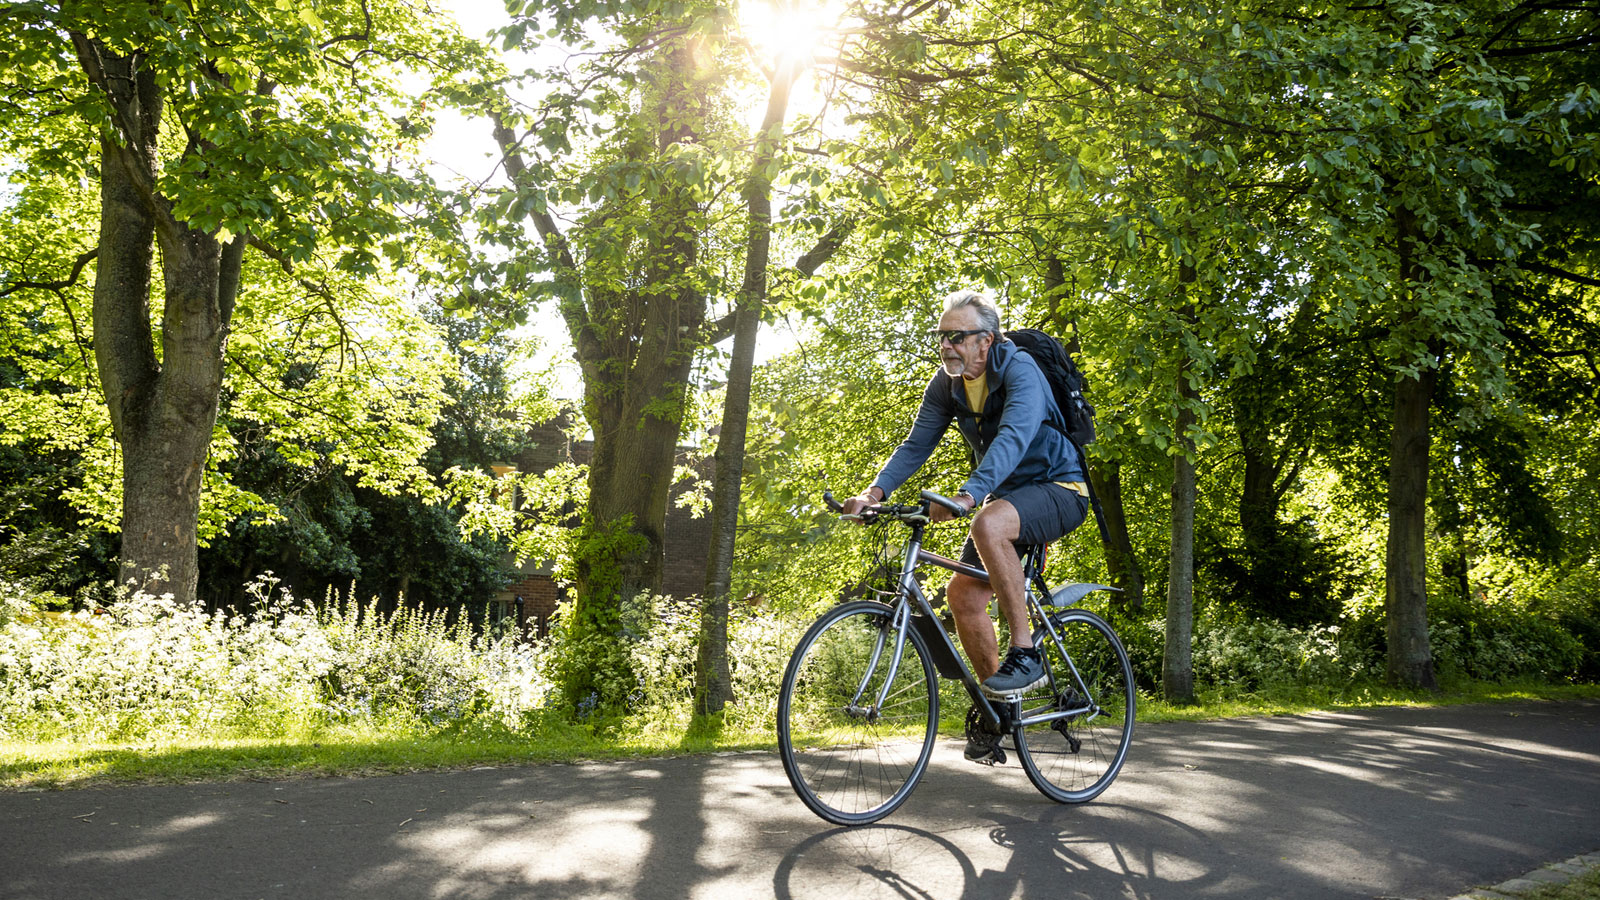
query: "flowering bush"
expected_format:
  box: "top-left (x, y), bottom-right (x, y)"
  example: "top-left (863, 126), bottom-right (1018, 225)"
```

top-left (0, 575), bottom-right (807, 745)
top-left (615, 593), bottom-right (806, 736)
top-left (0, 577), bottom-right (553, 743)
top-left (0, 588), bottom-right (325, 741)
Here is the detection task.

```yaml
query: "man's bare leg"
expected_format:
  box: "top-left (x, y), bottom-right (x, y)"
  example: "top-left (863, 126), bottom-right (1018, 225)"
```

top-left (969, 500), bottom-right (1033, 650)
top-left (947, 573), bottom-right (999, 680)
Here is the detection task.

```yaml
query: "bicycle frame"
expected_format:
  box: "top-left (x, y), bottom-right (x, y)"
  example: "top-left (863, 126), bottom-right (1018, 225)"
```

top-left (852, 512), bottom-right (1100, 733)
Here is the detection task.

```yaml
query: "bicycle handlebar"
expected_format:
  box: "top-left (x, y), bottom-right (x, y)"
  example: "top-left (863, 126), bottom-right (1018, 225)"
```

top-left (822, 489), bottom-right (971, 523)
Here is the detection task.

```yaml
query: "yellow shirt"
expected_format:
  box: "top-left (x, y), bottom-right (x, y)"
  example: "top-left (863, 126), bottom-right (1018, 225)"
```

top-left (961, 372), bottom-right (1088, 498)
top-left (962, 372), bottom-right (988, 416)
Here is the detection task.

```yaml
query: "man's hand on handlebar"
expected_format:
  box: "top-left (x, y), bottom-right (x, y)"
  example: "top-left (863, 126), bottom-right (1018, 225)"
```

top-left (928, 490), bottom-right (975, 524)
top-left (839, 487), bottom-right (884, 521)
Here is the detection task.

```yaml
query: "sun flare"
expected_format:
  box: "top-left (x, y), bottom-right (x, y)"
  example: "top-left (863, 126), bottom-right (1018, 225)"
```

top-left (739, 0), bottom-right (833, 65)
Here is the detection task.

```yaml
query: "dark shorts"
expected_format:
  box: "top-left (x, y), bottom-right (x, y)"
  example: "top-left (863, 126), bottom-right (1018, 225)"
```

top-left (959, 481), bottom-right (1089, 568)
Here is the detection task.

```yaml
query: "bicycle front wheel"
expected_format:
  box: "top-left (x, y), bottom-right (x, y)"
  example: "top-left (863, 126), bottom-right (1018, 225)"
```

top-left (1014, 608), bottom-right (1135, 803)
top-left (777, 600), bottom-right (939, 826)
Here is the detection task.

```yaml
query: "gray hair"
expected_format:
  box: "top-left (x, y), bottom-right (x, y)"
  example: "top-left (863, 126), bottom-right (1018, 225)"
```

top-left (942, 289), bottom-right (1002, 338)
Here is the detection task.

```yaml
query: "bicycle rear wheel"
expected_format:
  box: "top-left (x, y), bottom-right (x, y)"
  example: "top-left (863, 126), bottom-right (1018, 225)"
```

top-left (777, 600), bottom-right (939, 826)
top-left (1014, 608), bottom-right (1135, 803)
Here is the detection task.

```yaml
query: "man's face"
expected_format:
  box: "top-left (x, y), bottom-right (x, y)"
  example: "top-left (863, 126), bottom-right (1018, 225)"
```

top-left (936, 307), bottom-right (993, 379)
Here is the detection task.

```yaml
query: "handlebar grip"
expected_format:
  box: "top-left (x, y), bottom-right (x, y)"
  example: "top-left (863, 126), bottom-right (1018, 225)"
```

top-left (921, 490), bottom-right (972, 517)
top-left (822, 490), bottom-right (845, 513)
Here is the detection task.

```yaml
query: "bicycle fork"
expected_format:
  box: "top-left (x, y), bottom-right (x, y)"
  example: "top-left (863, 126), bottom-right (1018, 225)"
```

top-left (844, 601), bottom-right (913, 723)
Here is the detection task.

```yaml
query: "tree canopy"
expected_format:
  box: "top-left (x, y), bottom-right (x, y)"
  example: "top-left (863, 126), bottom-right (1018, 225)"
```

top-left (1, 0), bottom-right (1596, 712)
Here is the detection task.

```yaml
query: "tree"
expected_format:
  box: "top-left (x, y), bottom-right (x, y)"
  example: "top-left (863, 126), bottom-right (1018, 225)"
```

top-left (456, 2), bottom-right (859, 710)
top-left (0, 0), bottom-right (467, 605)
top-left (474, 17), bottom-right (729, 707)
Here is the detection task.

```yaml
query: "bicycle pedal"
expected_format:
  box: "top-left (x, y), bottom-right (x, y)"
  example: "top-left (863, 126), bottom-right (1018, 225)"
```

top-left (971, 748), bottom-right (1006, 766)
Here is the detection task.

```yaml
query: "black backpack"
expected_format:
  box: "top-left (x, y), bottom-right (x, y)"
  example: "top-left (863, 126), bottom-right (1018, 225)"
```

top-left (1004, 328), bottom-right (1111, 544)
top-left (1005, 328), bottom-right (1096, 448)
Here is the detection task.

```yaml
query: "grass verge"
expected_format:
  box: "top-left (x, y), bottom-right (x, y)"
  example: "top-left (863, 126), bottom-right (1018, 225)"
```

top-left (1485, 864), bottom-right (1600, 900)
top-left (0, 716), bottom-right (776, 792)
top-left (1136, 680), bottom-right (1600, 722)
top-left (5, 681), bottom-right (1598, 791)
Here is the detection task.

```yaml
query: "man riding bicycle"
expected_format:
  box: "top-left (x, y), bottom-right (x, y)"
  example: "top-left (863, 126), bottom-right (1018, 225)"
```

top-left (841, 290), bottom-right (1089, 763)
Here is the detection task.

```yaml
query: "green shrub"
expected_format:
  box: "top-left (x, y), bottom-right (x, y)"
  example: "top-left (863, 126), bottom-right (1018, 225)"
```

top-left (1540, 571), bottom-right (1600, 683)
top-left (615, 594), bottom-right (808, 737)
top-left (1428, 597), bottom-right (1585, 682)
top-left (0, 572), bottom-right (805, 746)
top-left (1333, 609), bottom-right (1386, 678)
top-left (1193, 619), bottom-right (1355, 691)
top-left (1114, 614), bottom-right (1165, 694)
top-left (727, 608), bottom-right (803, 732)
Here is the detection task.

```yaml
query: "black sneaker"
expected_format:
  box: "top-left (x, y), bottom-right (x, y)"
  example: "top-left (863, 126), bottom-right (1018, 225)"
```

top-left (981, 646), bottom-right (1047, 698)
top-left (963, 705), bottom-right (1007, 765)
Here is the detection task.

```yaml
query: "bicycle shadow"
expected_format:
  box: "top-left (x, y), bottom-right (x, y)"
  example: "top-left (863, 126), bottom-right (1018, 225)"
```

top-left (772, 802), bottom-right (1227, 900)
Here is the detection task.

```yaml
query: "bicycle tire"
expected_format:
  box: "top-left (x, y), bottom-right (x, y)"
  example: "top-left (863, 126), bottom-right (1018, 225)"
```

top-left (777, 600), bottom-right (940, 826)
top-left (1013, 608), bottom-right (1135, 803)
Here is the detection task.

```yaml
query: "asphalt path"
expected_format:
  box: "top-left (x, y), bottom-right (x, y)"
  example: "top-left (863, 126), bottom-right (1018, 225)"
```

top-left (3, 700), bottom-right (1598, 900)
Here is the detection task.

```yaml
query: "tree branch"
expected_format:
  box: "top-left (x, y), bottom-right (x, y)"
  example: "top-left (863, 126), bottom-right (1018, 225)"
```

top-left (1522, 259), bottom-right (1600, 289)
top-left (0, 249), bottom-right (99, 383)
top-left (795, 221), bottom-right (853, 277)
top-left (703, 221), bottom-right (855, 345)
top-left (489, 109), bottom-right (602, 377)
top-left (319, 0), bottom-right (374, 49)
top-left (1485, 34), bottom-right (1600, 56)
top-left (490, 113), bottom-right (578, 274)
top-left (0, 249), bottom-right (98, 298)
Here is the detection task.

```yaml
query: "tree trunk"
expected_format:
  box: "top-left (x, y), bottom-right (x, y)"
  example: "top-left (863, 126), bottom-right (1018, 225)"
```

top-left (1385, 207), bottom-right (1439, 690)
top-left (119, 225), bottom-right (233, 603)
top-left (1085, 458), bottom-right (1144, 615)
top-left (1386, 359), bottom-right (1439, 688)
top-left (577, 378), bottom-right (696, 617)
top-left (1163, 269), bottom-right (1199, 705)
top-left (1163, 391), bottom-right (1199, 704)
top-left (693, 69), bottom-right (793, 716)
top-left (1042, 257), bottom-right (1144, 614)
top-left (1237, 426), bottom-right (1281, 554)
top-left (78, 36), bottom-right (240, 606)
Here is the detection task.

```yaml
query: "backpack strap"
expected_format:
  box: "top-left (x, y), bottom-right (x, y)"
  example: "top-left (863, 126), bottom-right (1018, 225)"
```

top-left (1047, 426), bottom-right (1111, 545)
top-left (1075, 437), bottom-right (1113, 546)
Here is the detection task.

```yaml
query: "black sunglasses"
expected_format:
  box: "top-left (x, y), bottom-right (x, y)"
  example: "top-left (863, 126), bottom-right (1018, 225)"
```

top-left (930, 328), bottom-right (989, 345)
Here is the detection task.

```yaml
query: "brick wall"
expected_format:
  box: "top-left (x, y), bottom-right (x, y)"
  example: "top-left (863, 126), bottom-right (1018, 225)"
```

top-left (502, 573), bottom-right (561, 638)
top-left (514, 417), bottom-right (576, 475)
top-left (660, 499), bottom-right (712, 601)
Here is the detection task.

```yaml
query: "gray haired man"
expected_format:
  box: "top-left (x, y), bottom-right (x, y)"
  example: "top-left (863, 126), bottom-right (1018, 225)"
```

top-left (842, 290), bottom-right (1089, 762)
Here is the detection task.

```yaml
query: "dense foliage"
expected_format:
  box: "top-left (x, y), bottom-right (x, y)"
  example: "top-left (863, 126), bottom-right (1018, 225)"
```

top-left (1, 0), bottom-right (1597, 743)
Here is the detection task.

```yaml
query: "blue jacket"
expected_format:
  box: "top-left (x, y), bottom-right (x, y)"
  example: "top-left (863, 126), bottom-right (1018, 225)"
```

top-left (871, 338), bottom-right (1084, 502)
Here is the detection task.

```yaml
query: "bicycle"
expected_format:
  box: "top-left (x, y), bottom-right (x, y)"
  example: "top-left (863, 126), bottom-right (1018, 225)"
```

top-left (776, 489), bottom-right (1136, 826)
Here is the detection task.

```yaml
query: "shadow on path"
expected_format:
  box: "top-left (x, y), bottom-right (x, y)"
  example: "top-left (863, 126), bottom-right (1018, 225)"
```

top-left (2, 700), bottom-right (1597, 900)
